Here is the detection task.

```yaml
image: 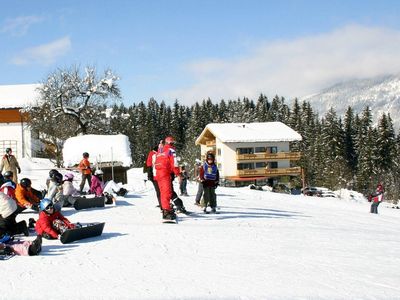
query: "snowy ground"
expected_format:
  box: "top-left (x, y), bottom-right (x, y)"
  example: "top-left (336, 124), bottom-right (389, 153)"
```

top-left (2, 158), bottom-right (400, 299)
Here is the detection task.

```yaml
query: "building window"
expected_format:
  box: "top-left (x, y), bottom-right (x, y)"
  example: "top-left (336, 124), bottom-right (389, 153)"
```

top-left (255, 162), bottom-right (267, 168)
top-left (217, 148), bottom-right (221, 156)
top-left (269, 147), bottom-right (278, 153)
top-left (237, 162), bottom-right (255, 170)
top-left (255, 147), bottom-right (266, 153)
top-left (237, 148), bottom-right (254, 154)
top-left (269, 162), bottom-right (278, 168)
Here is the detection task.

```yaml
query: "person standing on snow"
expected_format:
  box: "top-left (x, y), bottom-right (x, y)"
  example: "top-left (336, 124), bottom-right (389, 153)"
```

top-left (0, 148), bottom-right (21, 184)
top-left (154, 137), bottom-right (181, 221)
top-left (179, 165), bottom-right (189, 196)
top-left (146, 145), bottom-right (162, 209)
top-left (194, 159), bottom-right (204, 206)
top-left (163, 137), bottom-right (189, 214)
top-left (200, 152), bottom-right (220, 214)
top-left (78, 152), bottom-right (92, 193)
top-left (370, 182), bottom-right (384, 214)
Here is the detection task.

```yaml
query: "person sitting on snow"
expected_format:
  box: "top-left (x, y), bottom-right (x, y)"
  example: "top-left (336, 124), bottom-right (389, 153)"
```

top-left (0, 233), bottom-right (42, 256)
top-left (0, 190), bottom-right (29, 237)
top-left (15, 178), bottom-right (41, 213)
top-left (90, 169), bottom-right (126, 205)
top-left (0, 171), bottom-right (16, 198)
top-left (35, 198), bottom-right (75, 240)
top-left (47, 171), bottom-right (64, 211)
top-left (60, 172), bottom-right (81, 207)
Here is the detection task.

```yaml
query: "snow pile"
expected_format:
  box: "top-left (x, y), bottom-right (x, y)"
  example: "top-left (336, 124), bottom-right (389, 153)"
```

top-left (335, 188), bottom-right (368, 203)
top-left (63, 134), bottom-right (132, 167)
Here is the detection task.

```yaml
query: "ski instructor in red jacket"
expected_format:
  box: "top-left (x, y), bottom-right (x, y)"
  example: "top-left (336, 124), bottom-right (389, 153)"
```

top-left (154, 136), bottom-right (180, 221)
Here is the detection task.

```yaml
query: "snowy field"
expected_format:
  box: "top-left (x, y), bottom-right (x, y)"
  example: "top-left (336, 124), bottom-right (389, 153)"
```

top-left (2, 158), bottom-right (400, 300)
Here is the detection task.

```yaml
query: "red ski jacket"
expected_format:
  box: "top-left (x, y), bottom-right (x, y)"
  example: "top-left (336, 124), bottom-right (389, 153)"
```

top-left (35, 210), bottom-right (74, 239)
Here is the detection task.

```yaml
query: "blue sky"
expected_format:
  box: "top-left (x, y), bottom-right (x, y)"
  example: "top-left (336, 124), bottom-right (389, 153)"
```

top-left (1, 0), bottom-right (400, 105)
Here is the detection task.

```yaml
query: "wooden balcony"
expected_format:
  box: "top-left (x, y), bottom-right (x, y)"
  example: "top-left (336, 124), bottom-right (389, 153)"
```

top-left (237, 166), bottom-right (302, 177)
top-left (236, 151), bottom-right (301, 161)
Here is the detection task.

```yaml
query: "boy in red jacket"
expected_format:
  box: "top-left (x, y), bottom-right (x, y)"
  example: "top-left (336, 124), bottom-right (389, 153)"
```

top-left (35, 198), bottom-right (75, 239)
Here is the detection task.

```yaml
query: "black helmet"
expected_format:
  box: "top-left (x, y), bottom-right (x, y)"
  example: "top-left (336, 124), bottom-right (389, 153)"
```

top-left (83, 152), bottom-right (89, 158)
top-left (49, 169), bottom-right (59, 178)
top-left (206, 152), bottom-right (215, 160)
top-left (51, 172), bottom-right (63, 184)
top-left (20, 178), bottom-right (32, 188)
top-left (3, 171), bottom-right (13, 179)
top-left (5, 148), bottom-right (12, 154)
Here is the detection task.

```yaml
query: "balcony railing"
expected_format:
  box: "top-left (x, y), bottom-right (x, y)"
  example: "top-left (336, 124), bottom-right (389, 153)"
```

top-left (236, 151), bottom-right (301, 161)
top-left (237, 166), bottom-right (302, 177)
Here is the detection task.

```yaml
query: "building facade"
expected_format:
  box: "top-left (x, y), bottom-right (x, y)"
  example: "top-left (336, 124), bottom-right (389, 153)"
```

top-left (0, 84), bottom-right (41, 159)
top-left (195, 122), bottom-right (302, 186)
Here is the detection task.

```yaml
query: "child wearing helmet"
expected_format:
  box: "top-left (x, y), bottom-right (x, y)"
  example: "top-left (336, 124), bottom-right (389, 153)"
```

top-left (15, 178), bottom-right (40, 213)
top-left (90, 169), bottom-right (122, 204)
top-left (62, 172), bottom-right (80, 197)
top-left (35, 198), bottom-right (75, 239)
top-left (47, 172), bottom-right (64, 211)
top-left (200, 152), bottom-right (220, 213)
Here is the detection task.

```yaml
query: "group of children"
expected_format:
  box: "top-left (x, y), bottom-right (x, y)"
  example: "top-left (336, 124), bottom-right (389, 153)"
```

top-left (0, 153), bottom-right (128, 257)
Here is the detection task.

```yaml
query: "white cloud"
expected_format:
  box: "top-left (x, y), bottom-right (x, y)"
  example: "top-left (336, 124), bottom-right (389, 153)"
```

top-left (1, 15), bottom-right (44, 36)
top-left (10, 36), bottom-right (71, 66)
top-left (165, 25), bottom-right (400, 103)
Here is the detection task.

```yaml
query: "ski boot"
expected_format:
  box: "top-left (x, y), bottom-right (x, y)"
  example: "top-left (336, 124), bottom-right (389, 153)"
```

top-left (28, 235), bottom-right (42, 256)
top-left (28, 218), bottom-right (36, 229)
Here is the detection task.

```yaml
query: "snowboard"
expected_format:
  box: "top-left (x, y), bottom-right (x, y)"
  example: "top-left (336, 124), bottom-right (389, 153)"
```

top-left (162, 218), bottom-right (178, 224)
top-left (73, 196), bottom-right (105, 210)
top-left (60, 222), bottom-right (105, 244)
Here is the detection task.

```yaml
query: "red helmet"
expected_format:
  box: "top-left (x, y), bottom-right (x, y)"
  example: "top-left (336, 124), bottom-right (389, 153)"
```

top-left (165, 136), bottom-right (175, 145)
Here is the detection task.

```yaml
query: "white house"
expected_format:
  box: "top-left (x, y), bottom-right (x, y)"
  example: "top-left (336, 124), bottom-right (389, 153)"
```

top-left (195, 122), bottom-right (302, 186)
top-left (0, 84), bottom-right (41, 159)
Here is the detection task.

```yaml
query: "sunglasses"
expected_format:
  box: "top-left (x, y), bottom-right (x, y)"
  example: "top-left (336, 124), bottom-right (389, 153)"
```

top-left (45, 204), bottom-right (54, 211)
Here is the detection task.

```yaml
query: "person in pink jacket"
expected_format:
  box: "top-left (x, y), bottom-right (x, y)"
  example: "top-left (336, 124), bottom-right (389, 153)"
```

top-left (0, 234), bottom-right (42, 256)
top-left (90, 170), bottom-right (120, 204)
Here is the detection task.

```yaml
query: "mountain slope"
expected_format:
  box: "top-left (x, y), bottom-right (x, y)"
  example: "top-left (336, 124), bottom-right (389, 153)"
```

top-left (301, 74), bottom-right (400, 128)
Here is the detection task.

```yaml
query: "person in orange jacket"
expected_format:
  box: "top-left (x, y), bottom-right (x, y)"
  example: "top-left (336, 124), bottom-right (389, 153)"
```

top-left (78, 152), bottom-right (92, 193)
top-left (15, 178), bottom-right (40, 213)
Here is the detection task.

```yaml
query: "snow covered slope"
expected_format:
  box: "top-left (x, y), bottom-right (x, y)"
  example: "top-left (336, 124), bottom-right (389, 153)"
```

top-left (2, 159), bottom-right (400, 299)
top-left (301, 74), bottom-right (400, 129)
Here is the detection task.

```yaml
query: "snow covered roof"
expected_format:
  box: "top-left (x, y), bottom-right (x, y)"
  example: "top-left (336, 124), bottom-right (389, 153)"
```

top-left (196, 122), bottom-right (302, 145)
top-left (0, 84), bottom-right (41, 108)
top-left (63, 134), bottom-right (132, 167)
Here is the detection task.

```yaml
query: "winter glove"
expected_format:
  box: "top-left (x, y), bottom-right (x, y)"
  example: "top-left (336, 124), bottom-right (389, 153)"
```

top-left (17, 167), bottom-right (21, 174)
